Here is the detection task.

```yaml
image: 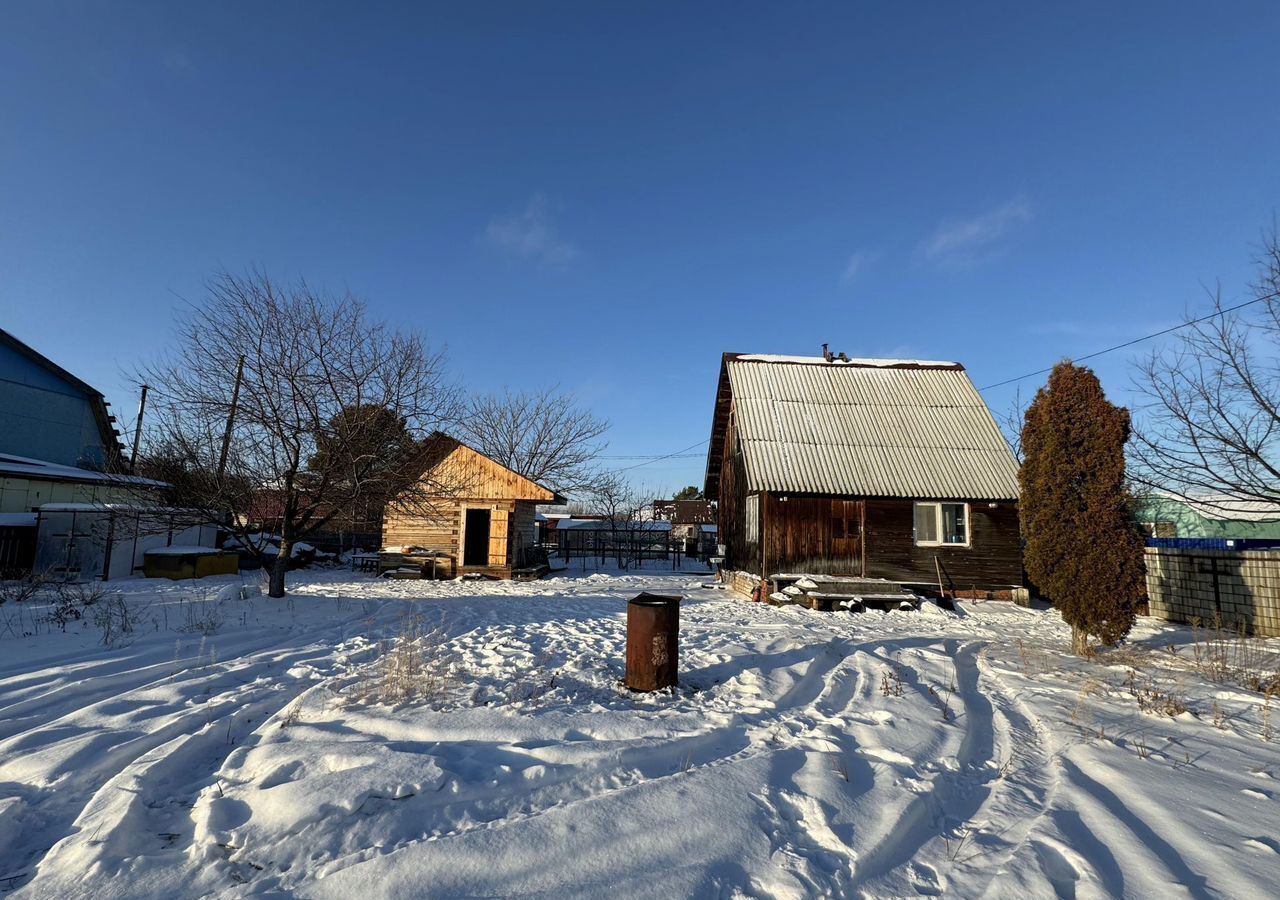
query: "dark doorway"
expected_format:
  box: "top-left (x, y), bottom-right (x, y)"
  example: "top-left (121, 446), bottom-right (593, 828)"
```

top-left (464, 508), bottom-right (491, 566)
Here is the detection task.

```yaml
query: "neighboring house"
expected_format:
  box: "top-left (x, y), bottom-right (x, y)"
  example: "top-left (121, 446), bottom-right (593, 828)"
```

top-left (704, 352), bottom-right (1023, 590)
top-left (0, 328), bottom-right (125, 470)
top-left (651, 498), bottom-right (717, 552)
top-left (1135, 492), bottom-right (1280, 541)
top-left (0, 453), bottom-right (163, 513)
top-left (382, 433), bottom-right (563, 578)
top-left (0, 453), bottom-right (194, 581)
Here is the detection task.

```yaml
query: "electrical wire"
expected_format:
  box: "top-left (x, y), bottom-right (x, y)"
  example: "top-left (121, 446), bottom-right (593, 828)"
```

top-left (977, 294), bottom-right (1272, 391)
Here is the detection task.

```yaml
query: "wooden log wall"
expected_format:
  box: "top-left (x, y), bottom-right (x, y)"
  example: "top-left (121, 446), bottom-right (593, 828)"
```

top-left (862, 499), bottom-right (1021, 587)
top-left (716, 406), bottom-right (757, 571)
top-left (760, 495), bottom-right (863, 575)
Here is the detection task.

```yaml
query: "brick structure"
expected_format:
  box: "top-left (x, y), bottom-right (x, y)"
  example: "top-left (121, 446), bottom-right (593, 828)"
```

top-left (1144, 547), bottom-right (1280, 636)
top-left (725, 570), bottom-right (762, 600)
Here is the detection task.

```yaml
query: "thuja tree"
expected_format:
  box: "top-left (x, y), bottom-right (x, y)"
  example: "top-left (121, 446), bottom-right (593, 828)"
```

top-left (1020, 361), bottom-right (1146, 653)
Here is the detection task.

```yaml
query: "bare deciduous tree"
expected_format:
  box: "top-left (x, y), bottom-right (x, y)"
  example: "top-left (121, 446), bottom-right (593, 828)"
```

top-left (996, 386), bottom-right (1028, 463)
top-left (583, 471), bottom-right (655, 570)
top-left (137, 270), bottom-right (461, 597)
top-left (461, 387), bottom-right (609, 497)
top-left (1132, 227), bottom-right (1280, 511)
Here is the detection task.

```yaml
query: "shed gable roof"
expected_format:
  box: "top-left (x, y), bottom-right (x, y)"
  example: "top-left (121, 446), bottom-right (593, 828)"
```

top-left (419, 432), bottom-right (560, 503)
top-left (704, 353), bottom-right (1020, 501)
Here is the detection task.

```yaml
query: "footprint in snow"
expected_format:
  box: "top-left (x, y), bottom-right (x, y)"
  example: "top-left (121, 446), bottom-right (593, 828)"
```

top-left (908, 862), bottom-right (944, 896)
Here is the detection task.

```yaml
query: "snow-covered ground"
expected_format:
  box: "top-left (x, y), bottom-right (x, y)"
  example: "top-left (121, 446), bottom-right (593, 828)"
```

top-left (2, 566), bottom-right (1279, 898)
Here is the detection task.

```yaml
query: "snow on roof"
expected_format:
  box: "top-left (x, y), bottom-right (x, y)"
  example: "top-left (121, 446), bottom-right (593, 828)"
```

top-left (144, 545), bottom-right (226, 556)
top-left (1152, 491), bottom-right (1280, 522)
top-left (556, 519), bottom-right (672, 531)
top-left (0, 512), bottom-right (38, 527)
top-left (0, 453), bottom-right (166, 488)
top-left (38, 502), bottom-right (195, 513)
top-left (734, 354), bottom-right (961, 368)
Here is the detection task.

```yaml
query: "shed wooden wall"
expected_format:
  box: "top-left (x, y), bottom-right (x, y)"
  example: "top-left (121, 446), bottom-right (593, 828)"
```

top-left (383, 500), bottom-right (461, 553)
top-left (381, 441), bottom-right (554, 575)
top-left (729, 492), bottom-right (1022, 588)
top-left (862, 500), bottom-right (1021, 587)
top-left (716, 405), bottom-right (756, 571)
top-left (759, 494), bottom-right (862, 575)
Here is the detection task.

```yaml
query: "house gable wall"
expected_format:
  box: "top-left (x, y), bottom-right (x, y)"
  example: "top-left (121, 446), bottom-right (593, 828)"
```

top-left (0, 343), bottom-right (114, 469)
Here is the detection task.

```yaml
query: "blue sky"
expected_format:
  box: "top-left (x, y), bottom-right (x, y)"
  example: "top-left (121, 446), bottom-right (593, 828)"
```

top-left (3, 2), bottom-right (1278, 493)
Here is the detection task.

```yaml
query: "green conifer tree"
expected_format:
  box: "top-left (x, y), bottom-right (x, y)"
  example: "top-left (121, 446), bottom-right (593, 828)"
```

top-left (1021, 362), bottom-right (1146, 653)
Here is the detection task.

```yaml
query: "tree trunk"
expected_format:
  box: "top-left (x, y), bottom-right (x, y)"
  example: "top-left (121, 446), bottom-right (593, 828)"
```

top-left (269, 541), bottom-right (292, 598)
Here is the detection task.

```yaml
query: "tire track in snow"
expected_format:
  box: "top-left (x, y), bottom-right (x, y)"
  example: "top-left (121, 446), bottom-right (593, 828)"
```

top-left (2, 611), bottom-right (380, 894)
top-left (845, 639), bottom-right (1059, 896)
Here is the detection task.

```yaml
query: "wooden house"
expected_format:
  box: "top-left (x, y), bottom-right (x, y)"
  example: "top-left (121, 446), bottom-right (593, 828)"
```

top-left (704, 353), bottom-right (1022, 592)
top-left (382, 433), bottom-right (562, 579)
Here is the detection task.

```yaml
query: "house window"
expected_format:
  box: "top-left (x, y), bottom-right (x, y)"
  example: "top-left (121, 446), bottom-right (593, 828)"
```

top-left (745, 494), bottom-right (759, 543)
top-left (914, 502), bottom-right (968, 546)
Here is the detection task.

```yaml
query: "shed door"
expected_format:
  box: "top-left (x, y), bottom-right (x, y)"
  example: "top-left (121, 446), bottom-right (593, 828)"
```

top-left (463, 508), bottom-right (491, 566)
top-left (489, 508), bottom-right (509, 567)
top-left (831, 500), bottom-right (861, 565)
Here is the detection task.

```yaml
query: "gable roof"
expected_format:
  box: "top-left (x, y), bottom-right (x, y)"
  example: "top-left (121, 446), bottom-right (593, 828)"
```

top-left (419, 432), bottom-right (564, 504)
top-left (704, 353), bottom-right (1020, 501)
top-left (0, 328), bottom-right (125, 469)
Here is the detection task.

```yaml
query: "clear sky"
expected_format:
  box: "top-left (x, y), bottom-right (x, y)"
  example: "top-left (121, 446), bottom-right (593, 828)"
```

top-left (3, 2), bottom-right (1278, 493)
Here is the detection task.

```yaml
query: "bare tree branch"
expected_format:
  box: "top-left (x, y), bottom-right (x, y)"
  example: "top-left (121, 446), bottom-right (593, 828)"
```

top-left (134, 269), bottom-right (462, 596)
top-left (1131, 224), bottom-right (1280, 512)
top-left (460, 386), bottom-right (610, 498)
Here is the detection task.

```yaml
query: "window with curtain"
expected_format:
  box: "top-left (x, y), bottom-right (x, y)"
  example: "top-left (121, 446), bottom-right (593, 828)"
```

top-left (914, 502), bottom-right (968, 546)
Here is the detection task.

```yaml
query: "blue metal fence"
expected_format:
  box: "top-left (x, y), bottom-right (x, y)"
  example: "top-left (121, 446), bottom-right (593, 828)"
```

top-left (1145, 537), bottom-right (1280, 551)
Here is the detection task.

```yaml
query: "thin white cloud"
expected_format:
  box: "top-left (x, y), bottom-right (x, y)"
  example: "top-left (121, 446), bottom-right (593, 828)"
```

top-left (921, 196), bottom-right (1033, 268)
top-left (482, 194), bottom-right (578, 266)
top-left (840, 249), bottom-right (879, 285)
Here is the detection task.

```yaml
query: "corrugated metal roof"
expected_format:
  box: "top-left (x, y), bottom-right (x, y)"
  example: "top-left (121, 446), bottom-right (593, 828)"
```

top-left (726, 357), bottom-right (1020, 500)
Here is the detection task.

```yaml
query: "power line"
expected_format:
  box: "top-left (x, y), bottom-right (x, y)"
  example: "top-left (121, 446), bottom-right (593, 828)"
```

top-left (599, 452), bottom-right (704, 460)
top-left (615, 295), bottom-right (1272, 469)
top-left (978, 294), bottom-right (1272, 392)
top-left (614, 438), bottom-right (710, 472)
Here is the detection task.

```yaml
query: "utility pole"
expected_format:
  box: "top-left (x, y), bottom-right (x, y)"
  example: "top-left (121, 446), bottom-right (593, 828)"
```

top-left (129, 384), bottom-right (149, 472)
top-left (217, 355), bottom-right (246, 482)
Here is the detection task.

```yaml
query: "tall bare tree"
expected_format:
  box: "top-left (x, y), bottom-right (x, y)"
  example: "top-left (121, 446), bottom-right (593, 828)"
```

top-left (461, 386), bottom-right (610, 497)
top-left (1132, 227), bottom-right (1280, 511)
top-left (137, 270), bottom-right (461, 596)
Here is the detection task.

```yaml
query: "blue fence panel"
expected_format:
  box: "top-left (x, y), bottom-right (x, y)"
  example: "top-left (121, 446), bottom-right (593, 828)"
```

top-left (1146, 537), bottom-right (1280, 551)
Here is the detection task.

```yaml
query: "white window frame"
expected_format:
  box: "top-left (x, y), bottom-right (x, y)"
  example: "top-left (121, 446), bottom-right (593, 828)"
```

top-left (913, 501), bottom-right (970, 548)
top-left (745, 494), bottom-right (759, 543)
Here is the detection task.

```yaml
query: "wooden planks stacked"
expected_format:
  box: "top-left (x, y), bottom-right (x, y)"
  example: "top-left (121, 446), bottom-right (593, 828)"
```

top-left (768, 573), bottom-right (921, 613)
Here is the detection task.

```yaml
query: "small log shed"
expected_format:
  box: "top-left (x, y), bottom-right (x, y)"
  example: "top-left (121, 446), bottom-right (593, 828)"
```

top-left (382, 433), bottom-right (563, 579)
top-left (704, 352), bottom-right (1023, 593)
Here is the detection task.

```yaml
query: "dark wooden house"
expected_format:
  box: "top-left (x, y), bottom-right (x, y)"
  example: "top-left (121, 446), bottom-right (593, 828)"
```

top-left (383, 433), bottom-right (562, 579)
top-left (704, 353), bottom-right (1022, 591)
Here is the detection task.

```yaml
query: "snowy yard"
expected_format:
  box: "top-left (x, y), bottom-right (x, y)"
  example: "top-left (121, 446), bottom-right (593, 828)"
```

top-left (3, 568), bottom-right (1280, 898)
